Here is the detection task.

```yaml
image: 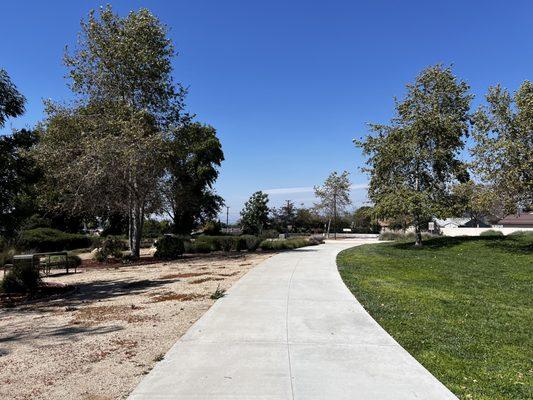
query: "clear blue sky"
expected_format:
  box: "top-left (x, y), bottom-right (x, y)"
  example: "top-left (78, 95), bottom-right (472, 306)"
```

top-left (1, 1), bottom-right (532, 222)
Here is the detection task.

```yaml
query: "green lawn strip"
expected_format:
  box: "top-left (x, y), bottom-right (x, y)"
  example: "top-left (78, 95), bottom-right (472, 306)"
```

top-left (337, 234), bottom-right (533, 400)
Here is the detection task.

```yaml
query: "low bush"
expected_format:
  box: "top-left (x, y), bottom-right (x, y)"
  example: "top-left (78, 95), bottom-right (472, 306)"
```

top-left (379, 231), bottom-right (405, 241)
top-left (240, 235), bottom-right (261, 251)
top-left (194, 235), bottom-right (262, 253)
top-left (190, 241), bottom-right (212, 254)
top-left (154, 235), bottom-right (185, 260)
top-left (379, 231), bottom-right (437, 241)
top-left (67, 255), bottom-right (82, 269)
top-left (480, 229), bottom-right (504, 237)
top-left (17, 228), bottom-right (92, 252)
top-left (259, 237), bottom-right (315, 251)
top-left (308, 235), bottom-right (325, 245)
top-left (92, 236), bottom-right (127, 262)
top-left (1, 261), bottom-right (41, 294)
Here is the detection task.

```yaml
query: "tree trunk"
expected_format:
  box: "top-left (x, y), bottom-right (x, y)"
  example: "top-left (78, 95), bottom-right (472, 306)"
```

top-left (333, 192), bottom-right (337, 240)
top-left (129, 199), bottom-right (143, 259)
top-left (326, 218), bottom-right (331, 239)
top-left (414, 213), bottom-right (422, 247)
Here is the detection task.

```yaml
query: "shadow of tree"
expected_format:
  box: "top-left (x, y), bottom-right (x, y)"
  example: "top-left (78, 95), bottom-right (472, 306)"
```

top-left (0, 323), bottom-right (124, 344)
top-left (60, 277), bottom-right (180, 306)
top-left (391, 234), bottom-right (533, 254)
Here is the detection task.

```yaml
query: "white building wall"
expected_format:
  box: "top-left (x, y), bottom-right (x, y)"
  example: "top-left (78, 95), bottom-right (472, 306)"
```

top-left (441, 227), bottom-right (533, 236)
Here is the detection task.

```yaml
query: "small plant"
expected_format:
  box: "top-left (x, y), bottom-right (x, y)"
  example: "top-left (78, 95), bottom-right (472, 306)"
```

top-left (154, 235), bottom-right (185, 260)
top-left (480, 229), bottom-right (504, 237)
top-left (67, 255), bottom-right (82, 269)
top-left (1, 261), bottom-right (41, 294)
top-left (154, 353), bottom-right (165, 362)
top-left (210, 284), bottom-right (226, 299)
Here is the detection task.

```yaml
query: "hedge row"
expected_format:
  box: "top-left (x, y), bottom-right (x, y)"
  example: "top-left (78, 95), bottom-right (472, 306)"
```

top-left (194, 235), bottom-right (261, 252)
top-left (16, 228), bottom-right (92, 252)
top-left (258, 237), bottom-right (320, 250)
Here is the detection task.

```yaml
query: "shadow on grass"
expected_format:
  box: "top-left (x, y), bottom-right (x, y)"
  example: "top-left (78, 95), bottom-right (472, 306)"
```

top-left (391, 234), bottom-right (532, 253)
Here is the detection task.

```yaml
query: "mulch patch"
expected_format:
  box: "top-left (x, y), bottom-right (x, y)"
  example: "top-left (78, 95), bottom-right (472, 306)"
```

top-left (150, 292), bottom-right (205, 302)
top-left (189, 277), bottom-right (225, 284)
top-left (81, 257), bottom-right (160, 269)
top-left (160, 272), bottom-right (211, 279)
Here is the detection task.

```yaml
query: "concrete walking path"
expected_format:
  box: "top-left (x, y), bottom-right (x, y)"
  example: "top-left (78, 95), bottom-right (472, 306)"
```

top-left (129, 239), bottom-right (457, 399)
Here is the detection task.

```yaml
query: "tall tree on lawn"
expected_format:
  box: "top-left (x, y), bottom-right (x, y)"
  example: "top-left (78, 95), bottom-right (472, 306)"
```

top-left (471, 81), bottom-right (533, 214)
top-left (356, 65), bottom-right (471, 246)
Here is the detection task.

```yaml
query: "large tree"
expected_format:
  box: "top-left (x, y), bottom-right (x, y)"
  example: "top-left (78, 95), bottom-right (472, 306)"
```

top-left (314, 171), bottom-right (352, 239)
top-left (240, 191), bottom-right (270, 235)
top-left (0, 69), bottom-right (25, 128)
top-left (161, 122), bottom-right (225, 234)
top-left (36, 6), bottom-right (186, 257)
top-left (471, 81), bottom-right (533, 214)
top-left (0, 129), bottom-right (41, 238)
top-left (356, 65), bottom-right (471, 246)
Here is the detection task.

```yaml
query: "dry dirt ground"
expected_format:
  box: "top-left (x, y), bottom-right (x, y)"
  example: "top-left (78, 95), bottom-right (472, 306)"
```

top-left (0, 252), bottom-right (271, 400)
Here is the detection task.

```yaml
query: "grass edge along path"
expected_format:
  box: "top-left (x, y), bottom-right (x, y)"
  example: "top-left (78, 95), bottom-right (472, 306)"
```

top-left (337, 234), bottom-right (533, 400)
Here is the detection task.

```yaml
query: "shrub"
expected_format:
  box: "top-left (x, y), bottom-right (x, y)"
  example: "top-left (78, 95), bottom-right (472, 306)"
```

top-left (67, 255), bottom-right (82, 269)
top-left (308, 235), bottom-right (325, 245)
top-left (92, 236), bottom-right (127, 261)
top-left (154, 235), bottom-right (185, 260)
top-left (260, 230), bottom-right (280, 240)
top-left (1, 261), bottom-right (41, 294)
top-left (508, 230), bottom-right (533, 237)
top-left (379, 231), bottom-right (405, 241)
top-left (240, 235), bottom-right (261, 251)
top-left (259, 237), bottom-right (313, 251)
top-left (0, 246), bottom-right (15, 268)
top-left (191, 241), bottom-right (212, 253)
top-left (379, 231), bottom-right (438, 241)
top-left (195, 236), bottom-right (234, 252)
top-left (480, 229), bottom-right (504, 237)
top-left (195, 236), bottom-right (221, 251)
top-left (17, 228), bottom-right (91, 252)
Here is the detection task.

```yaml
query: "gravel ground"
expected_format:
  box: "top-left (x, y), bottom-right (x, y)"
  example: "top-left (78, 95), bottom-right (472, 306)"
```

top-left (0, 252), bottom-right (271, 400)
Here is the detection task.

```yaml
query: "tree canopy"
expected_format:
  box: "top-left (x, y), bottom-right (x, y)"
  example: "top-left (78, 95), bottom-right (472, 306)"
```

top-left (0, 129), bottom-right (41, 237)
top-left (240, 191), bottom-right (270, 235)
top-left (356, 65), bottom-right (472, 245)
top-left (314, 171), bottom-right (352, 238)
top-left (36, 6), bottom-right (187, 257)
top-left (471, 80), bottom-right (533, 214)
top-left (0, 69), bottom-right (25, 128)
top-left (161, 122), bottom-right (225, 234)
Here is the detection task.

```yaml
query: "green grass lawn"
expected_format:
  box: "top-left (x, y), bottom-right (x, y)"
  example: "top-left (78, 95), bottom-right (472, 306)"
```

top-left (337, 233), bottom-right (533, 400)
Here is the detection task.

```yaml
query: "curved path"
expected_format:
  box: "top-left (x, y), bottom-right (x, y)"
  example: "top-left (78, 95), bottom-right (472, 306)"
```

top-left (129, 239), bottom-right (457, 399)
